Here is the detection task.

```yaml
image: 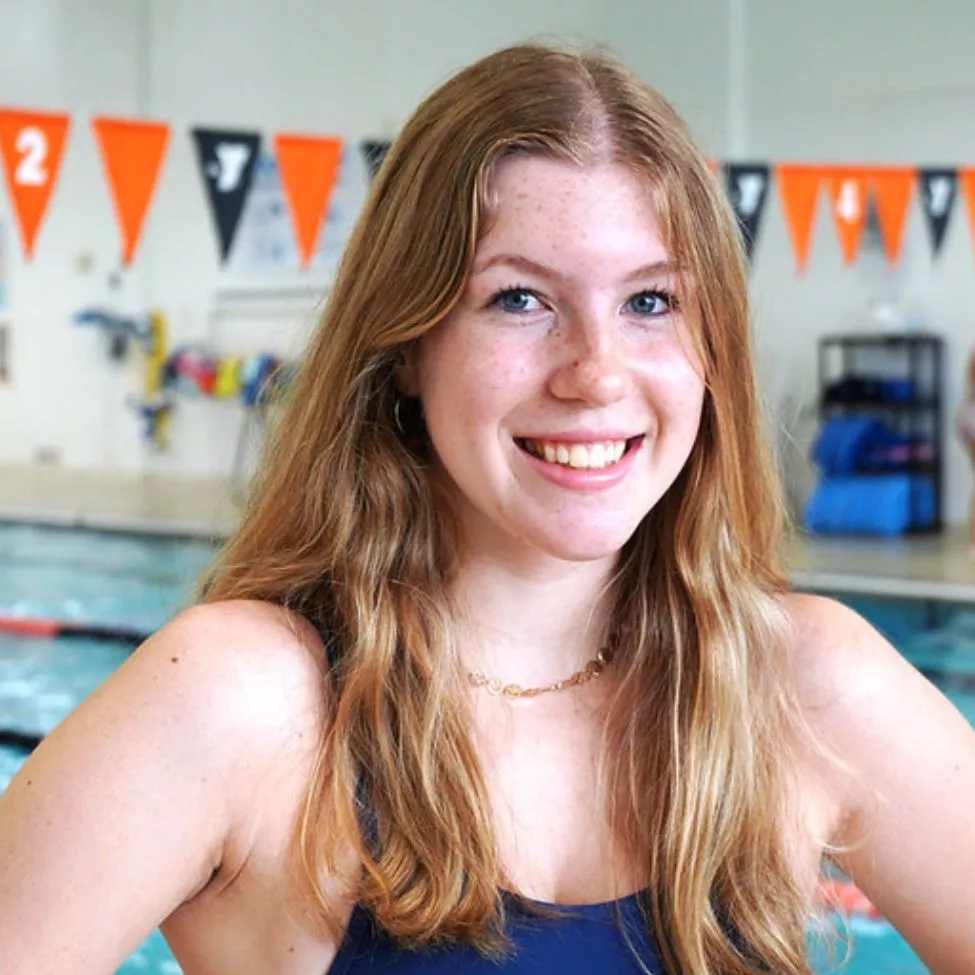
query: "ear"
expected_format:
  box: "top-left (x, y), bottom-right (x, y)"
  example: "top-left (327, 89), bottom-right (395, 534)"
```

top-left (394, 345), bottom-right (420, 398)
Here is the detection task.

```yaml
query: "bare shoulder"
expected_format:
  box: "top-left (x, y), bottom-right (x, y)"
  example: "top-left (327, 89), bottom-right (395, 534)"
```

top-left (781, 591), bottom-right (909, 719)
top-left (101, 598), bottom-right (331, 784)
top-left (141, 599), bottom-right (330, 745)
top-left (92, 598), bottom-right (333, 861)
top-left (0, 601), bottom-right (332, 973)
top-left (781, 591), bottom-right (967, 748)
top-left (781, 592), bottom-right (975, 972)
top-left (780, 591), bottom-right (964, 779)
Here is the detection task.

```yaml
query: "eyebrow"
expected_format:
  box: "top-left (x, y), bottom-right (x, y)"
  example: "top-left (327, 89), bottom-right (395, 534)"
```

top-left (471, 253), bottom-right (684, 284)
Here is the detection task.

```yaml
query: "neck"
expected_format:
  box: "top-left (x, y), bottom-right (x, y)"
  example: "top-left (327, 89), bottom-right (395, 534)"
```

top-left (452, 548), bottom-right (618, 688)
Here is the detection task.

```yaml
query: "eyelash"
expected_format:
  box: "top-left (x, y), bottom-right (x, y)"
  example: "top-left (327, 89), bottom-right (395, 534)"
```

top-left (487, 286), bottom-right (680, 316)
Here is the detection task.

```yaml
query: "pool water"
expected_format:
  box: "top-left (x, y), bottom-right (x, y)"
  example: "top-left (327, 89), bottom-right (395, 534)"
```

top-left (2, 523), bottom-right (972, 974)
top-left (0, 523), bottom-right (214, 974)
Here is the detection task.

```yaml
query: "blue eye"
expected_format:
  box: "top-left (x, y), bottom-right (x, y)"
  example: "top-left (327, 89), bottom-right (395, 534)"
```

top-left (628, 290), bottom-right (677, 317)
top-left (490, 288), bottom-right (544, 314)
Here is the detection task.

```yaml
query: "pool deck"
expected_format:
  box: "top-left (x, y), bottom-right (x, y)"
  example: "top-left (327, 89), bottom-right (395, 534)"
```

top-left (0, 464), bottom-right (238, 539)
top-left (784, 528), bottom-right (975, 604)
top-left (1, 463), bottom-right (974, 604)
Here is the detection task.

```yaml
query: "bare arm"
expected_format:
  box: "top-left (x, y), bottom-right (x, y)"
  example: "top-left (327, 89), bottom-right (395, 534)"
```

top-left (0, 600), bottom-right (327, 974)
top-left (793, 595), bottom-right (975, 975)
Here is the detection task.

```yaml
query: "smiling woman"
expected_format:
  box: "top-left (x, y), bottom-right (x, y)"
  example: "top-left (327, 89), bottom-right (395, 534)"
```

top-left (2, 42), bottom-right (975, 975)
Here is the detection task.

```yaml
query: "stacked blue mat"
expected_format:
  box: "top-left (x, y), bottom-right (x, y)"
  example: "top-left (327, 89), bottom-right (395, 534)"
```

top-left (804, 418), bottom-right (935, 536)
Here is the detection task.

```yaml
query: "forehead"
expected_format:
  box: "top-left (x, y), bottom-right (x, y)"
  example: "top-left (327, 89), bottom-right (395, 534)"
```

top-left (476, 156), bottom-right (669, 270)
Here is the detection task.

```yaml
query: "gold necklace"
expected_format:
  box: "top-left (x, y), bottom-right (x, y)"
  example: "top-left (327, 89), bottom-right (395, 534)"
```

top-left (467, 646), bottom-right (614, 699)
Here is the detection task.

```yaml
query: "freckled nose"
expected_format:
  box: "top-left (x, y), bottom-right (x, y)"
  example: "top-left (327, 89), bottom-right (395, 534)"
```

top-left (548, 323), bottom-right (633, 406)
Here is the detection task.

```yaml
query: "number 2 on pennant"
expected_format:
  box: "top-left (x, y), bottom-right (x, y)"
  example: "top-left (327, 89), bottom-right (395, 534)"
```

top-left (15, 127), bottom-right (49, 187)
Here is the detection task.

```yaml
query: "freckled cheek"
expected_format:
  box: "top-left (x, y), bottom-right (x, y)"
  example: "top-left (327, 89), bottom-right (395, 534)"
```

top-left (421, 342), bottom-right (536, 439)
top-left (452, 344), bottom-right (537, 398)
top-left (464, 364), bottom-right (536, 429)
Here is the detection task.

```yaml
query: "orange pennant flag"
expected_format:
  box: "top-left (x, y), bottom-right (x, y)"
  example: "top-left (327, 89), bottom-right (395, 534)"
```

top-left (92, 117), bottom-right (170, 266)
top-left (958, 169), bottom-right (975, 261)
top-left (0, 109), bottom-right (71, 258)
top-left (868, 167), bottom-right (916, 265)
top-left (776, 165), bottom-right (824, 272)
top-left (274, 134), bottom-right (343, 268)
top-left (826, 167), bottom-right (870, 265)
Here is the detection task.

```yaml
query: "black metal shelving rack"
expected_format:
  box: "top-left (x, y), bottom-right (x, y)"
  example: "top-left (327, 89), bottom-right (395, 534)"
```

top-left (817, 332), bottom-right (944, 534)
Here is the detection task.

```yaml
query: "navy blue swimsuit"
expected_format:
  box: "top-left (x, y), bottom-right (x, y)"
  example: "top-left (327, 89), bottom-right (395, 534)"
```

top-left (328, 890), bottom-right (664, 973)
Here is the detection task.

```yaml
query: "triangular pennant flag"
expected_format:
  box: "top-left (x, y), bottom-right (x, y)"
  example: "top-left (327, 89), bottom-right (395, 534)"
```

top-left (192, 128), bottom-right (262, 263)
top-left (0, 109), bottom-right (71, 258)
top-left (826, 167), bottom-right (869, 265)
top-left (919, 168), bottom-right (958, 257)
top-left (274, 134), bottom-right (343, 268)
top-left (723, 163), bottom-right (771, 260)
top-left (92, 117), bottom-right (170, 266)
top-left (361, 139), bottom-right (391, 181)
top-left (775, 165), bottom-right (824, 272)
top-left (868, 167), bottom-right (916, 265)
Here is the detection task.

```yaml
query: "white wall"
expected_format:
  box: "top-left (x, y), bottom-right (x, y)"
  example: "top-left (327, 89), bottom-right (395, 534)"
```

top-left (0, 0), bottom-right (973, 524)
top-left (603, 0), bottom-right (734, 150)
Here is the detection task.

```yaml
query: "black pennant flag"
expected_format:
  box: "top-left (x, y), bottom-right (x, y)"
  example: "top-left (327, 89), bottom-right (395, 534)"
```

top-left (191, 128), bottom-right (262, 263)
top-left (723, 163), bottom-right (771, 260)
top-left (361, 140), bottom-right (392, 181)
top-left (919, 168), bottom-right (958, 258)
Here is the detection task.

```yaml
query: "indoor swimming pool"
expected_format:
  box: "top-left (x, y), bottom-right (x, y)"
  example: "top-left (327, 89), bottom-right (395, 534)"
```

top-left (2, 521), bottom-right (972, 974)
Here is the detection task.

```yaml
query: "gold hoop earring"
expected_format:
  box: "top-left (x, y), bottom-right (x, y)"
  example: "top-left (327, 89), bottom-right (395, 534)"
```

top-left (394, 397), bottom-right (406, 435)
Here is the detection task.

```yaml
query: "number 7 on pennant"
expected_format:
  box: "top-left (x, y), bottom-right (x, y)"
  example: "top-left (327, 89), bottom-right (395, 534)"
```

top-left (0, 109), bottom-right (71, 259)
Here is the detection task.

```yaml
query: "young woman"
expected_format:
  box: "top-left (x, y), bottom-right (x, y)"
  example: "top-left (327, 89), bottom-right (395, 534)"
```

top-left (2, 44), bottom-right (974, 975)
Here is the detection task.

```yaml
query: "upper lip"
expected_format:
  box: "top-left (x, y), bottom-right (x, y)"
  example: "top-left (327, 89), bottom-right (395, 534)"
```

top-left (516, 430), bottom-right (641, 443)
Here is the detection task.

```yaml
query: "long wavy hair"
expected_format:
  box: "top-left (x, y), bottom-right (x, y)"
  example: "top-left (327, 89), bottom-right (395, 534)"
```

top-left (201, 43), bottom-right (823, 974)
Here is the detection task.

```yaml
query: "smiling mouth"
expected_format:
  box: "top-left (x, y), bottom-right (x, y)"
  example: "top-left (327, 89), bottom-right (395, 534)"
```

top-left (515, 436), bottom-right (643, 471)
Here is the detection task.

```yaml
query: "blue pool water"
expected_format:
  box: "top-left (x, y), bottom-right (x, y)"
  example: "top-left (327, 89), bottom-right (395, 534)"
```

top-left (2, 522), bottom-right (973, 974)
top-left (0, 523), bottom-right (214, 974)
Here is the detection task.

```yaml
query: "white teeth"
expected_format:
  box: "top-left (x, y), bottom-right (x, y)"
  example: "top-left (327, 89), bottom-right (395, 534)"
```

top-left (522, 438), bottom-right (630, 470)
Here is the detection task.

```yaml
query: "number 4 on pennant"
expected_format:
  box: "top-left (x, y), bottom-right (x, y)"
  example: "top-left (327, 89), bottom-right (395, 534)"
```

top-left (0, 109), bottom-right (71, 259)
top-left (827, 168), bottom-right (869, 265)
